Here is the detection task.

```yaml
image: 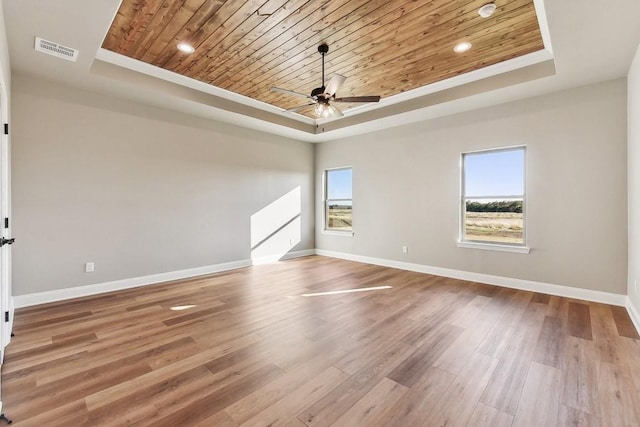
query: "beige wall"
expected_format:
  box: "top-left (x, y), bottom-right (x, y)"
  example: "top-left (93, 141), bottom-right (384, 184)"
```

top-left (10, 74), bottom-right (631, 297)
top-left (316, 79), bottom-right (628, 294)
top-left (11, 75), bottom-right (314, 295)
top-left (628, 43), bottom-right (640, 308)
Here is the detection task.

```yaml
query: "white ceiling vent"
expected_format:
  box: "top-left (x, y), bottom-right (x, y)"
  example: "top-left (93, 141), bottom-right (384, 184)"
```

top-left (34, 37), bottom-right (79, 62)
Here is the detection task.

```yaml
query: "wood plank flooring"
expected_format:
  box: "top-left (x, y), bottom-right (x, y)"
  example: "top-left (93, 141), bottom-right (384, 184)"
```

top-left (2, 255), bottom-right (639, 426)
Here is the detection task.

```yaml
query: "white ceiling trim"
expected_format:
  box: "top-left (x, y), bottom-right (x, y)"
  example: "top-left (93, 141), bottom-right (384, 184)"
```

top-left (533, 0), bottom-right (553, 55)
top-left (316, 49), bottom-right (554, 125)
top-left (96, 45), bottom-right (554, 132)
top-left (95, 48), bottom-right (316, 125)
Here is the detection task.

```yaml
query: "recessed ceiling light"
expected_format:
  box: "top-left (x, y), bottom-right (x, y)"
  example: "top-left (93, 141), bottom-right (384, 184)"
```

top-left (177, 42), bottom-right (195, 54)
top-left (453, 42), bottom-right (472, 53)
top-left (478, 3), bottom-right (497, 18)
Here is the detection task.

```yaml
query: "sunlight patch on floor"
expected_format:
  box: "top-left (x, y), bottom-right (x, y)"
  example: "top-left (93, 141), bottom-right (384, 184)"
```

top-left (170, 304), bottom-right (196, 311)
top-left (300, 285), bottom-right (392, 297)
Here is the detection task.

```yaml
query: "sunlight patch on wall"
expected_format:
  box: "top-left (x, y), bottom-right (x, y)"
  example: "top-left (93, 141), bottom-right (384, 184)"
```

top-left (251, 186), bottom-right (301, 264)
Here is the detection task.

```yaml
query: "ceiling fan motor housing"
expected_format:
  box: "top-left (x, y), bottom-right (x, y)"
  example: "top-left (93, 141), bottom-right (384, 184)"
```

top-left (311, 86), bottom-right (327, 99)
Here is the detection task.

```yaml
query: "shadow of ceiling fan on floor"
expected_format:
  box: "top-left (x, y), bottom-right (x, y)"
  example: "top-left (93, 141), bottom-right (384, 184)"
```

top-left (271, 43), bottom-right (381, 119)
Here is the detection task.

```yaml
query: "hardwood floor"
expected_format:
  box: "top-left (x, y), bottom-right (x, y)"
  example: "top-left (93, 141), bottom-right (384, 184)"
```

top-left (2, 255), bottom-right (639, 426)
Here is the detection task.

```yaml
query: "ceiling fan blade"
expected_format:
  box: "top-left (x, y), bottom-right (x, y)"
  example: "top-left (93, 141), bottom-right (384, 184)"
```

top-left (333, 96), bottom-right (381, 103)
top-left (328, 104), bottom-right (344, 118)
top-left (271, 87), bottom-right (312, 100)
top-left (286, 102), bottom-right (317, 113)
top-left (323, 74), bottom-right (347, 97)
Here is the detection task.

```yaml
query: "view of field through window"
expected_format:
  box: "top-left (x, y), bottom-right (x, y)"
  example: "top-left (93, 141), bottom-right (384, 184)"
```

top-left (463, 148), bottom-right (525, 245)
top-left (326, 168), bottom-right (352, 231)
top-left (465, 199), bottom-right (523, 244)
top-left (327, 203), bottom-right (353, 230)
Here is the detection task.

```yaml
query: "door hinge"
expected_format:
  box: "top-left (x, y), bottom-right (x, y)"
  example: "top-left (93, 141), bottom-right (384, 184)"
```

top-left (3, 123), bottom-right (7, 135)
top-left (4, 311), bottom-right (8, 322)
top-left (4, 217), bottom-right (8, 229)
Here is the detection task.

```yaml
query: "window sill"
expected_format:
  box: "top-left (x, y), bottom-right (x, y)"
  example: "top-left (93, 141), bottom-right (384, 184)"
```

top-left (322, 230), bottom-right (354, 237)
top-left (457, 241), bottom-right (530, 254)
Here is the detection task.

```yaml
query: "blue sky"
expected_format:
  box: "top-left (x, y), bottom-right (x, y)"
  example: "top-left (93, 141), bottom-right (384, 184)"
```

top-left (327, 168), bottom-right (352, 199)
top-left (465, 149), bottom-right (524, 197)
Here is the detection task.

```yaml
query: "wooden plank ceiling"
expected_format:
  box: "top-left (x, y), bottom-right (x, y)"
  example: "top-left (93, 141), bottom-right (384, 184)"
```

top-left (102, 0), bottom-right (544, 118)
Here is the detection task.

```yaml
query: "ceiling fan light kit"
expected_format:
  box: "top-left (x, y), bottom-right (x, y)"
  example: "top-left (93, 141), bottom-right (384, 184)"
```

top-left (315, 103), bottom-right (337, 118)
top-left (270, 43), bottom-right (381, 119)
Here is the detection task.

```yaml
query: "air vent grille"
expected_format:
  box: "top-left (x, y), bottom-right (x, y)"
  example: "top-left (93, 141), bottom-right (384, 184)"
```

top-left (34, 37), bottom-right (79, 62)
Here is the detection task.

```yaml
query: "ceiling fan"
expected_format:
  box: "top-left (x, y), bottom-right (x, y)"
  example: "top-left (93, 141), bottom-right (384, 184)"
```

top-left (271, 43), bottom-right (381, 119)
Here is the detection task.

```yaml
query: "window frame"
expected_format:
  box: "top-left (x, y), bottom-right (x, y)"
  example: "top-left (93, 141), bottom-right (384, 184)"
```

top-left (459, 146), bottom-right (529, 253)
top-left (324, 166), bottom-right (353, 235)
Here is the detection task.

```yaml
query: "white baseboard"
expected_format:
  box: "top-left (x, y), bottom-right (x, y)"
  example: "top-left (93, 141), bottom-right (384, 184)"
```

top-left (251, 249), bottom-right (315, 265)
top-left (314, 249), bottom-right (627, 307)
top-left (10, 247), bottom-right (634, 334)
top-left (626, 297), bottom-right (640, 335)
top-left (12, 250), bottom-right (316, 309)
top-left (13, 259), bottom-right (251, 308)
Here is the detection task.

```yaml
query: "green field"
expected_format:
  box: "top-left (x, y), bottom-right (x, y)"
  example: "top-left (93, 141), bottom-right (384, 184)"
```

top-left (465, 212), bottom-right (523, 244)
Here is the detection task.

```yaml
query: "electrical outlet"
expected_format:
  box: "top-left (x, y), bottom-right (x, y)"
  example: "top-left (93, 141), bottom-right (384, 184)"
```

top-left (85, 262), bottom-right (95, 273)
top-left (402, 246), bottom-right (408, 254)
top-left (289, 239), bottom-right (294, 246)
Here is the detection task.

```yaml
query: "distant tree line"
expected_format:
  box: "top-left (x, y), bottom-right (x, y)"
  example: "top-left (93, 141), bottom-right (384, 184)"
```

top-left (466, 200), bottom-right (522, 213)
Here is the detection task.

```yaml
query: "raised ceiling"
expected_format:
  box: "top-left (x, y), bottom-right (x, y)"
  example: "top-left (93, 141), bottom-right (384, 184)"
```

top-left (102, 0), bottom-right (544, 118)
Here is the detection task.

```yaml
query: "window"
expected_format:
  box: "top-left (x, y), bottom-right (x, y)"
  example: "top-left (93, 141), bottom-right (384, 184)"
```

top-left (461, 147), bottom-right (526, 247)
top-left (325, 167), bottom-right (352, 232)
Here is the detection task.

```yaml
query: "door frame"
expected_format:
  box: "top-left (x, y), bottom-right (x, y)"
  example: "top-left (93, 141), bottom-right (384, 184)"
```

top-left (0, 81), bottom-right (5, 414)
top-left (0, 80), bottom-right (11, 360)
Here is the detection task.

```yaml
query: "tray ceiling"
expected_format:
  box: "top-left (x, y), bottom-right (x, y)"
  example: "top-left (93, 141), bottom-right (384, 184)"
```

top-left (102, 0), bottom-right (544, 119)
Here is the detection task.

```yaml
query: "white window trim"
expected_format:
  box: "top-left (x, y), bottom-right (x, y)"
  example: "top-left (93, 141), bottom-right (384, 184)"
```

top-left (321, 230), bottom-right (355, 237)
top-left (459, 146), bottom-right (528, 252)
top-left (324, 166), bottom-right (353, 234)
top-left (457, 241), bottom-right (530, 254)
